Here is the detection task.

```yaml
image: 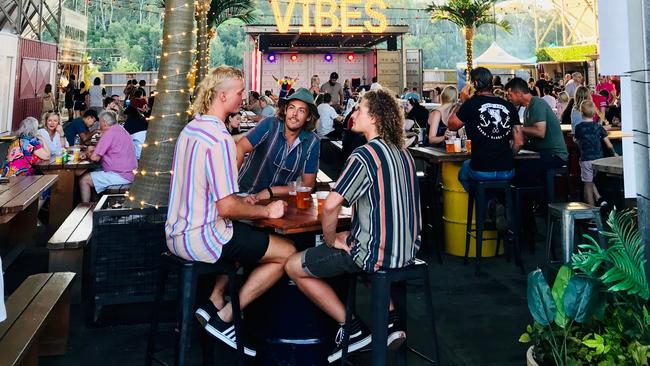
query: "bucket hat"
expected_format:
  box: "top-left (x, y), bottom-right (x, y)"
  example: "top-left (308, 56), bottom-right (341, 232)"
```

top-left (281, 88), bottom-right (319, 119)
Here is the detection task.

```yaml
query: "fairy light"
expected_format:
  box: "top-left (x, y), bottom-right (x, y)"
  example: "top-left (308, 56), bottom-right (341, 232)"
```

top-left (127, 0), bottom-right (194, 210)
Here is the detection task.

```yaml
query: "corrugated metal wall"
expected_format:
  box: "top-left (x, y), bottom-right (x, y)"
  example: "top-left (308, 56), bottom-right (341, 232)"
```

top-left (12, 38), bottom-right (57, 130)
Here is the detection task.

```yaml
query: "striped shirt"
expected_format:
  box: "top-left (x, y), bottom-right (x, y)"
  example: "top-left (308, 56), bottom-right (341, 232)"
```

top-left (165, 115), bottom-right (238, 263)
top-left (238, 117), bottom-right (320, 194)
top-left (335, 138), bottom-right (421, 272)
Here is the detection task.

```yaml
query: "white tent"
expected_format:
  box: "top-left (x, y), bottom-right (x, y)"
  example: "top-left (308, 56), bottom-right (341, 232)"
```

top-left (456, 42), bottom-right (534, 69)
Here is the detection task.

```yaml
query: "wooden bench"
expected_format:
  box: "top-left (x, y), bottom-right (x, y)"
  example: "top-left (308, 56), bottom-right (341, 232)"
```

top-left (0, 272), bottom-right (75, 366)
top-left (47, 203), bottom-right (95, 303)
top-left (104, 184), bottom-right (131, 194)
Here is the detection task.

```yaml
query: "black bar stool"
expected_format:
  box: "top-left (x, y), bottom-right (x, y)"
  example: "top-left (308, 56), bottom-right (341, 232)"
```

top-left (511, 165), bottom-right (567, 253)
top-left (340, 259), bottom-right (439, 366)
top-left (464, 180), bottom-right (521, 276)
top-left (145, 252), bottom-right (246, 366)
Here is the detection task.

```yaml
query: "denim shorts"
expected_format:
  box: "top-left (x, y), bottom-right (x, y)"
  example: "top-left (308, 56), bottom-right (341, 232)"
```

top-left (301, 244), bottom-right (362, 279)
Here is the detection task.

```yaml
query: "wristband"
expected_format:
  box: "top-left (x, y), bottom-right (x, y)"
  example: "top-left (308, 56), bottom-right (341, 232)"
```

top-left (266, 187), bottom-right (274, 199)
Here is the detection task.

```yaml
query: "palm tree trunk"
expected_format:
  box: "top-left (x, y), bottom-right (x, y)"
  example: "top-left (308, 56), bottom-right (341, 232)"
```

top-left (464, 27), bottom-right (474, 82)
top-left (125, 0), bottom-right (195, 208)
top-left (196, 1), bottom-right (209, 83)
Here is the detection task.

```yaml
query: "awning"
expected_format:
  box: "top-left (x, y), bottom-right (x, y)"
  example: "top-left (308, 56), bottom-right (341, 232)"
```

top-left (245, 24), bottom-right (410, 52)
top-left (457, 41), bottom-right (534, 69)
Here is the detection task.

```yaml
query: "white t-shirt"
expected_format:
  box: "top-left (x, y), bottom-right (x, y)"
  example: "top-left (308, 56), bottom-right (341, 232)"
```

top-left (89, 85), bottom-right (105, 107)
top-left (38, 128), bottom-right (69, 158)
top-left (316, 103), bottom-right (339, 137)
top-left (542, 95), bottom-right (557, 110)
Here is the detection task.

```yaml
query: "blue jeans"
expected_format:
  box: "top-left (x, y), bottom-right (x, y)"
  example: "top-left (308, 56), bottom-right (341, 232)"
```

top-left (458, 160), bottom-right (514, 192)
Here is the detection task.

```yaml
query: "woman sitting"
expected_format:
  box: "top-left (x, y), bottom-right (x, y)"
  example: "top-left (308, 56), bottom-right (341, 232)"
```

top-left (427, 86), bottom-right (458, 146)
top-left (38, 111), bottom-right (69, 161)
top-left (3, 117), bottom-right (50, 177)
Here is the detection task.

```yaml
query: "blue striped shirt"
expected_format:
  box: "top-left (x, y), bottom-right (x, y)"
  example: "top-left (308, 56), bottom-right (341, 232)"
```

top-left (239, 117), bottom-right (320, 193)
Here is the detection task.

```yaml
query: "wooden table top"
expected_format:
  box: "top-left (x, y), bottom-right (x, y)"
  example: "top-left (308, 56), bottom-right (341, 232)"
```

top-left (409, 146), bottom-right (540, 164)
top-left (0, 175), bottom-right (58, 214)
top-left (561, 124), bottom-right (630, 139)
top-left (250, 197), bottom-right (351, 235)
top-left (35, 160), bottom-right (98, 171)
top-left (592, 156), bottom-right (623, 176)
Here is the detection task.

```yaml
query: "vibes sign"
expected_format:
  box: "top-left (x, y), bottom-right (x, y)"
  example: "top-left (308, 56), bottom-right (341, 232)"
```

top-left (270, 0), bottom-right (388, 34)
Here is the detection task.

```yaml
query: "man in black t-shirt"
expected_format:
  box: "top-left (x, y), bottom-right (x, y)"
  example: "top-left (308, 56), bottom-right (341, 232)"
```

top-left (448, 67), bottom-right (524, 193)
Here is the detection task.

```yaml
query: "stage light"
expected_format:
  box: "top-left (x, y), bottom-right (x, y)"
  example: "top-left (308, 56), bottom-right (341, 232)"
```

top-left (324, 53), bottom-right (333, 62)
top-left (290, 54), bottom-right (298, 62)
top-left (267, 53), bottom-right (277, 63)
top-left (346, 53), bottom-right (355, 62)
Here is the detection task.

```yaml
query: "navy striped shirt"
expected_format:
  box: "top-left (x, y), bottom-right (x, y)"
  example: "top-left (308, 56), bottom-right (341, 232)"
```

top-left (238, 117), bottom-right (320, 194)
top-left (335, 138), bottom-right (421, 272)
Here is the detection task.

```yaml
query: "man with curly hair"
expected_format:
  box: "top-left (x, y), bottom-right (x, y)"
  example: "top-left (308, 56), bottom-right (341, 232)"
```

top-left (285, 89), bottom-right (422, 362)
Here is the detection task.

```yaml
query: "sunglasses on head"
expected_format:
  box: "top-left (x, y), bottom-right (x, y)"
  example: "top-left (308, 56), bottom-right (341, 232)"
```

top-left (46, 110), bottom-right (60, 114)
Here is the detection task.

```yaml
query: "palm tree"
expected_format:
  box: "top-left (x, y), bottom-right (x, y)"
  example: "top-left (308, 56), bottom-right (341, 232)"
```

top-left (126, 0), bottom-right (195, 208)
top-left (195, 0), bottom-right (256, 82)
top-left (427, 0), bottom-right (511, 81)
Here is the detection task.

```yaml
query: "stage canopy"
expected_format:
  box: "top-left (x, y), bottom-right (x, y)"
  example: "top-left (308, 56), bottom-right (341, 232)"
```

top-left (457, 41), bottom-right (535, 69)
top-left (246, 24), bottom-right (410, 53)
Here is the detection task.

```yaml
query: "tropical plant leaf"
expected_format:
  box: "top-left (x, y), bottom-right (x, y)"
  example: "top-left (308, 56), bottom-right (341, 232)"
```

top-left (527, 268), bottom-right (556, 325)
top-left (427, 0), bottom-right (511, 33)
top-left (551, 265), bottom-right (573, 328)
top-left (571, 208), bottom-right (649, 300)
top-left (564, 276), bottom-right (600, 323)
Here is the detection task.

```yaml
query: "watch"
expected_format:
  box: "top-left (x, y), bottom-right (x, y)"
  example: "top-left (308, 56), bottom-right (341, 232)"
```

top-left (266, 187), bottom-right (274, 199)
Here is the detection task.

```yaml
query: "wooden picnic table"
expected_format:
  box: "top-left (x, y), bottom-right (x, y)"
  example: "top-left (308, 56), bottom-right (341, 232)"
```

top-left (592, 156), bottom-right (623, 176)
top-left (0, 175), bottom-right (58, 269)
top-left (250, 197), bottom-right (351, 235)
top-left (35, 159), bottom-right (98, 230)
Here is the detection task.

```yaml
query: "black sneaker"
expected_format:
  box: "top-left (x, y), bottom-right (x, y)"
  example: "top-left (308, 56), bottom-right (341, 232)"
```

top-left (195, 302), bottom-right (219, 328)
top-left (327, 318), bottom-right (372, 363)
top-left (204, 313), bottom-right (256, 357)
top-left (387, 310), bottom-right (406, 351)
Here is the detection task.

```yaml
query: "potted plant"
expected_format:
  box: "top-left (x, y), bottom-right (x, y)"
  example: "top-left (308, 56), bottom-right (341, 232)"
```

top-left (520, 208), bottom-right (650, 365)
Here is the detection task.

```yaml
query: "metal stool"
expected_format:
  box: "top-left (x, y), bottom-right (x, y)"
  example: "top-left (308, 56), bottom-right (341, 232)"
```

top-left (340, 259), bottom-right (439, 366)
top-left (465, 180), bottom-right (522, 276)
top-left (511, 165), bottom-right (568, 253)
top-left (546, 202), bottom-right (605, 266)
top-left (145, 252), bottom-right (246, 366)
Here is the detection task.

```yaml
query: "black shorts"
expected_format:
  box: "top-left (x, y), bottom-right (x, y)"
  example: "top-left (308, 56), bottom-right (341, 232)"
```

top-left (219, 221), bottom-right (270, 265)
top-left (301, 244), bottom-right (362, 278)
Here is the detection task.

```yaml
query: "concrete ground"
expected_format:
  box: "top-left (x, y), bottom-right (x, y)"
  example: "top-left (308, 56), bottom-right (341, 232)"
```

top-left (5, 224), bottom-right (546, 366)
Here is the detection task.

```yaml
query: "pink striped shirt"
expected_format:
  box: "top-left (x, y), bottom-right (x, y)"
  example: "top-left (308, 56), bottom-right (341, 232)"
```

top-left (165, 115), bottom-right (238, 263)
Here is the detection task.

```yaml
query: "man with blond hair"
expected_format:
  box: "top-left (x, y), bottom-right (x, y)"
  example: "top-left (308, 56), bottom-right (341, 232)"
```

top-left (285, 89), bottom-right (422, 362)
top-left (165, 65), bottom-right (296, 356)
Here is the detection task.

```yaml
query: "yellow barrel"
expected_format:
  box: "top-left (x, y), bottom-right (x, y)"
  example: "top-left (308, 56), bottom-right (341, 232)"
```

top-left (440, 161), bottom-right (503, 257)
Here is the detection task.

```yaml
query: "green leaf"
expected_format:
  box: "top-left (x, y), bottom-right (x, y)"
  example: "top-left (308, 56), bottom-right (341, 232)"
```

top-left (564, 276), bottom-right (598, 323)
top-left (518, 333), bottom-right (531, 343)
top-left (572, 208), bottom-right (650, 301)
top-left (527, 268), bottom-right (556, 325)
top-left (551, 265), bottom-right (573, 328)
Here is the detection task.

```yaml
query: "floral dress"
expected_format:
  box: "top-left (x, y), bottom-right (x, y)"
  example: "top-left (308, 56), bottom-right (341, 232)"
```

top-left (2, 137), bottom-right (42, 177)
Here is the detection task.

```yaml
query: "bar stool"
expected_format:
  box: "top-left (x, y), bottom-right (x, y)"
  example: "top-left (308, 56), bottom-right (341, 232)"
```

top-left (465, 180), bottom-right (521, 276)
top-left (546, 202), bottom-right (605, 266)
top-left (511, 165), bottom-right (567, 253)
top-left (145, 252), bottom-right (246, 366)
top-left (340, 259), bottom-right (439, 366)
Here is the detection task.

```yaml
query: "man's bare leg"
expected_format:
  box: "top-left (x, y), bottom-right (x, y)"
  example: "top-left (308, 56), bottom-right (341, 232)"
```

top-left (217, 234), bottom-right (295, 322)
top-left (79, 173), bottom-right (94, 203)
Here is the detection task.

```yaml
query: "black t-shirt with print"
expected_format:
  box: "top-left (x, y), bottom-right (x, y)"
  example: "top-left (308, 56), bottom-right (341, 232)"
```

top-left (457, 95), bottom-right (521, 172)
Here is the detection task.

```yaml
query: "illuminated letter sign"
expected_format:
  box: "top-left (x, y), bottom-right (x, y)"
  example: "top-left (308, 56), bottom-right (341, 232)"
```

top-left (270, 0), bottom-right (387, 33)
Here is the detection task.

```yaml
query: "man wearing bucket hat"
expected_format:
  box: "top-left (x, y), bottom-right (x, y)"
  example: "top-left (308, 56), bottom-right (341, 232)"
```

top-left (237, 87), bottom-right (321, 200)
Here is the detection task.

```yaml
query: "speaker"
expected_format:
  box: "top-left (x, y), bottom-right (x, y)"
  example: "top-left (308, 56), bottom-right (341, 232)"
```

top-left (387, 36), bottom-right (397, 51)
top-left (259, 35), bottom-right (270, 52)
